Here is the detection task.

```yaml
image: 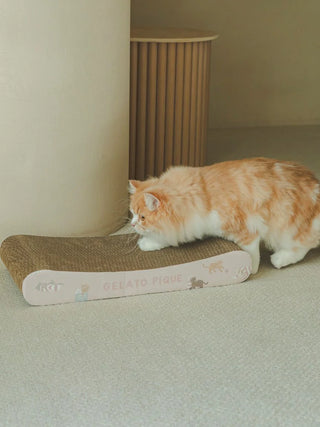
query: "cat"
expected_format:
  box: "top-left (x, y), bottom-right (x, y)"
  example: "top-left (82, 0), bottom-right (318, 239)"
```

top-left (189, 277), bottom-right (208, 289)
top-left (129, 157), bottom-right (320, 274)
top-left (202, 260), bottom-right (224, 273)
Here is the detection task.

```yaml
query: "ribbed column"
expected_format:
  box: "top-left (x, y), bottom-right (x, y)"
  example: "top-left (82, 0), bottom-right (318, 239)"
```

top-left (130, 28), bottom-right (218, 180)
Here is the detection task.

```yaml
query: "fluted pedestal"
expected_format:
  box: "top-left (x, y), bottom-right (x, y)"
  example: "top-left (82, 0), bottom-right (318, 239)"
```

top-left (130, 27), bottom-right (218, 180)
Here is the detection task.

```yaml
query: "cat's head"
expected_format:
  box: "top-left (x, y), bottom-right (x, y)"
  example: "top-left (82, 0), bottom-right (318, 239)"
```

top-left (128, 179), bottom-right (168, 235)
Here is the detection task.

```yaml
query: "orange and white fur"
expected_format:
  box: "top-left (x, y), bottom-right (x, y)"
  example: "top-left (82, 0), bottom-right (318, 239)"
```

top-left (129, 158), bottom-right (320, 274)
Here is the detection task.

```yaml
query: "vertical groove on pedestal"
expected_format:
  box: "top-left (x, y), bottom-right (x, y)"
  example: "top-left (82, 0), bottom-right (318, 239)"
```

top-left (155, 43), bottom-right (167, 177)
top-left (173, 43), bottom-right (184, 165)
top-left (145, 43), bottom-right (157, 178)
top-left (135, 42), bottom-right (148, 180)
top-left (181, 43), bottom-right (192, 165)
top-left (189, 42), bottom-right (199, 167)
top-left (201, 42), bottom-right (211, 165)
top-left (130, 39), bottom-right (212, 180)
top-left (129, 42), bottom-right (138, 179)
top-left (195, 42), bottom-right (204, 166)
top-left (164, 43), bottom-right (176, 170)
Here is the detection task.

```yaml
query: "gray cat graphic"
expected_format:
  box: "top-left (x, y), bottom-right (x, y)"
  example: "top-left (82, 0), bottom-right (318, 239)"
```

top-left (188, 277), bottom-right (208, 289)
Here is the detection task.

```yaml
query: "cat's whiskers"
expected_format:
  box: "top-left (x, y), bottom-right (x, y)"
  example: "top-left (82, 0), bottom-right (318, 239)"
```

top-left (120, 232), bottom-right (140, 255)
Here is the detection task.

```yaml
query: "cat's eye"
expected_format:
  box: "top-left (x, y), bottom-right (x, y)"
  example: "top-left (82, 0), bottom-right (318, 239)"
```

top-left (140, 215), bottom-right (145, 221)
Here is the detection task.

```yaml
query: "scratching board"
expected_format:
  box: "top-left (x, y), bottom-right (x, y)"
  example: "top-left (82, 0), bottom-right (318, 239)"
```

top-left (0, 234), bottom-right (251, 306)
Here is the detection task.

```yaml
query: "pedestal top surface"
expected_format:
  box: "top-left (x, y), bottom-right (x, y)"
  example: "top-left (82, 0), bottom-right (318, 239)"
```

top-left (131, 27), bottom-right (219, 43)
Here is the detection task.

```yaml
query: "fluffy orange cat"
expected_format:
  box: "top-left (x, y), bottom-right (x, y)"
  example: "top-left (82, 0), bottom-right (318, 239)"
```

top-left (129, 158), bottom-right (320, 274)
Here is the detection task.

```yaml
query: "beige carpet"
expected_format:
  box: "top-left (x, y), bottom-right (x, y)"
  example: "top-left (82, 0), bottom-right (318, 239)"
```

top-left (1, 125), bottom-right (320, 426)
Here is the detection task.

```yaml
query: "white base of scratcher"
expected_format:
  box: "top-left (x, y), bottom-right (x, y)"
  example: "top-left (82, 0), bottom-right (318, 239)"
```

top-left (23, 250), bottom-right (251, 305)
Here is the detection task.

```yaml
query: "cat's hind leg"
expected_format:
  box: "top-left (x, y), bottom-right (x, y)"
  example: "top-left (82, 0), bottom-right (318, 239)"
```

top-left (271, 214), bottom-right (320, 269)
top-left (271, 247), bottom-right (310, 269)
top-left (237, 235), bottom-right (261, 275)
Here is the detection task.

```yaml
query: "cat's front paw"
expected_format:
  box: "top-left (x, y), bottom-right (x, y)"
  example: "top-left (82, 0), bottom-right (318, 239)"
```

top-left (138, 237), bottom-right (165, 251)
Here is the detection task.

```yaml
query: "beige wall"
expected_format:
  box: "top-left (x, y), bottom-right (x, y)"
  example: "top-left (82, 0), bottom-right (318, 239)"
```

top-left (131, 0), bottom-right (320, 128)
top-left (0, 0), bottom-right (130, 241)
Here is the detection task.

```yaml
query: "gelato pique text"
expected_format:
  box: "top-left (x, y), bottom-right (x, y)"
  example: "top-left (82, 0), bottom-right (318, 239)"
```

top-left (103, 274), bottom-right (182, 291)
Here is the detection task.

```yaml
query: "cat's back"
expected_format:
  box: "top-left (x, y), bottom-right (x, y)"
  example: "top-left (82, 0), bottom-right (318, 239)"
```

top-left (203, 157), bottom-right (318, 188)
top-left (159, 165), bottom-right (203, 189)
top-left (203, 157), bottom-right (275, 177)
top-left (157, 158), bottom-right (319, 203)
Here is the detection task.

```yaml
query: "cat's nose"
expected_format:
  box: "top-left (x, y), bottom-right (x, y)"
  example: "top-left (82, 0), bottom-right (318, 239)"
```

top-left (131, 222), bottom-right (136, 227)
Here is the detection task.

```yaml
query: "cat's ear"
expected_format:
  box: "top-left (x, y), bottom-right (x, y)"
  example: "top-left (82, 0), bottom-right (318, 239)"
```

top-left (128, 180), bottom-right (140, 194)
top-left (144, 193), bottom-right (160, 211)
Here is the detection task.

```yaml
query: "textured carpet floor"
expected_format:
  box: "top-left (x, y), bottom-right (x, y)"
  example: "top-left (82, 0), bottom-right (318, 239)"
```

top-left (1, 126), bottom-right (320, 426)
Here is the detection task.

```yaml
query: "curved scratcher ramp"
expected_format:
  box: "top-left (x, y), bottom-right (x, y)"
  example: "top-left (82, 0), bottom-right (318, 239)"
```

top-left (0, 234), bottom-right (252, 305)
